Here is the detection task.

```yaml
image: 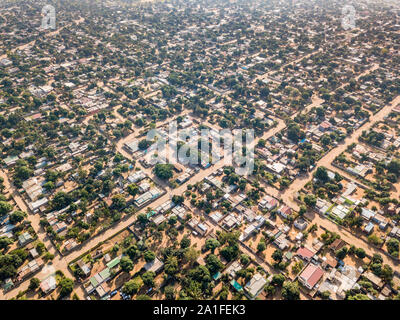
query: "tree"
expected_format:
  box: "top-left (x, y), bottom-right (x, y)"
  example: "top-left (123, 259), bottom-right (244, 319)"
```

top-left (59, 277), bottom-right (74, 297)
top-left (43, 181), bottom-right (55, 191)
top-left (127, 184), bottom-right (139, 197)
top-left (335, 247), bottom-right (348, 260)
top-left (138, 139), bottom-right (152, 150)
top-left (172, 195), bottom-right (184, 205)
top-left (381, 264), bottom-right (394, 283)
top-left (287, 123), bottom-right (305, 143)
top-left (9, 211), bottom-right (26, 224)
top-left (315, 166), bottom-right (329, 182)
top-left (386, 238), bottom-right (399, 257)
top-left (348, 293), bottom-right (370, 300)
top-left (240, 254), bottom-right (250, 266)
top-left (291, 261), bottom-right (304, 275)
top-left (144, 250), bottom-right (155, 263)
top-left (368, 234), bottom-right (383, 246)
top-left (52, 191), bottom-right (73, 210)
top-left (154, 164), bottom-right (174, 180)
top-left (112, 244), bottom-right (120, 254)
top-left (43, 252), bottom-right (54, 262)
top-left (111, 194), bottom-right (126, 210)
top-left (122, 280), bottom-right (140, 295)
top-left (257, 241), bottom-right (266, 252)
top-left (257, 139), bottom-right (266, 148)
top-left (282, 281), bottom-right (300, 300)
top-left (299, 205), bottom-right (307, 216)
top-left (271, 274), bottom-right (285, 287)
top-left (164, 256), bottom-right (179, 277)
top-left (355, 248), bottom-right (366, 259)
top-left (0, 236), bottom-right (13, 250)
top-left (125, 245), bottom-right (137, 260)
top-left (321, 291), bottom-right (331, 300)
top-left (321, 135), bottom-right (331, 146)
top-left (136, 294), bottom-right (152, 300)
top-left (205, 254), bottom-right (223, 274)
top-left (183, 247), bottom-right (199, 265)
top-left (142, 271), bottom-right (155, 287)
top-left (272, 249), bottom-right (283, 262)
top-left (14, 165), bottom-right (33, 181)
top-left (168, 215), bottom-right (177, 226)
top-left (316, 107), bottom-right (325, 118)
top-left (164, 285), bottom-right (176, 300)
top-left (137, 213), bottom-right (149, 225)
top-left (387, 160), bottom-right (400, 176)
top-left (220, 243), bottom-right (239, 262)
top-left (120, 256), bottom-right (134, 273)
top-left (304, 194), bottom-right (317, 207)
top-left (180, 236), bottom-right (191, 249)
top-left (29, 278), bottom-right (40, 291)
top-left (205, 238), bottom-right (220, 253)
top-left (0, 201), bottom-right (13, 216)
top-left (279, 178), bottom-right (290, 190)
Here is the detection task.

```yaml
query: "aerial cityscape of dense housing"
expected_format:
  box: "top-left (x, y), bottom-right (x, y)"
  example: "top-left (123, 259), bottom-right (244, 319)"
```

top-left (0, 0), bottom-right (399, 302)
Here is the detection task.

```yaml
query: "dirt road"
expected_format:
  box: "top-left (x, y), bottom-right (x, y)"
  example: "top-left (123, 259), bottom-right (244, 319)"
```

top-left (0, 170), bottom-right (83, 300)
top-left (0, 17), bottom-right (85, 61)
top-left (282, 94), bottom-right (400, 209)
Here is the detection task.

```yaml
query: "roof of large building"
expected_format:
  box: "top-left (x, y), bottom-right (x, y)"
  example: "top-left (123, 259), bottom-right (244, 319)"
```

top-left (300, 264), bottom-right (324, 289)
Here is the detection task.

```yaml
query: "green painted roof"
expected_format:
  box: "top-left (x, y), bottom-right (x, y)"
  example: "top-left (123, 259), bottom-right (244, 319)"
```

top-left (285, 252), bottom-right (293, 259)
top-left (106, 256), bottom-right (121, 269)
top-left (99, 268), bottom-right (111, 280)
top-left (89, 276), bottom-right (99, 287)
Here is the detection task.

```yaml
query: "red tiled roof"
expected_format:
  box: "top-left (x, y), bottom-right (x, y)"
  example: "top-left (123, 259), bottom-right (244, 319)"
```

top-left (320, 121), bottom-right (331, 128)
top-left (296, 247), bottom-right (315, 260)
top-left (280, 205), bottom-right (292, 215)
top-left (300, 264), bottom-right (324, 288)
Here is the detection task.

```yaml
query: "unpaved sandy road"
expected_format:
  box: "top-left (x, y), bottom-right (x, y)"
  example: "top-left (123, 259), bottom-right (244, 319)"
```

top-left (282, 94), bottom-right (400, 209)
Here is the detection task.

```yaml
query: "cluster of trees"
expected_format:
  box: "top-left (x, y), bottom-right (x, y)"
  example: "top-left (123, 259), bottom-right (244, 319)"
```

top-left (287, 122), bottom-right (306, 143)
top-left (117, 227), bottom-right (217, 299)
top-left (320, 231), bottom-right (341, 245)
top-left (368, 233), bottom-right (384, 247)
top-left (217, 231), bottom-right (240, 263)
top-left (311, 166), bottom-right (344, 199)
top-left (122, 279), bottom-right (141, 296)
top-left (12, 160), bottom-right (34, 187)
top-left (386, 238), bottom-right (399, 258)
top-left (223, 167), bottom-right (248, 191)
top-left (0, 200), bottom-right (13, 216)
top-left (59, 276), bottom-right (74, 297)
top-left (154, 163), bottom-right (174, 180)
top-left (120, 230), bottom-right (241, 299)
top-left (360, 130), bottom-right (385, 147)
top-left (0, 249), bottom-right (28, 281)
top-left (335, 245), bottom-right (366, 260)
top-left (387, 159), bottom-right (400, 177)
top-left (282, 281), bottom-right (300, 300)
top-left (295, 142), bottom-right (321, 172)
top-left (271, 249), bottom-right (288, 270)
top-left (369, 254), bottom-right (393, 283)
